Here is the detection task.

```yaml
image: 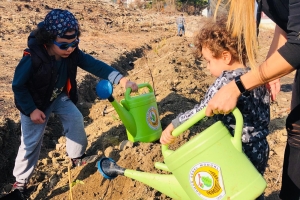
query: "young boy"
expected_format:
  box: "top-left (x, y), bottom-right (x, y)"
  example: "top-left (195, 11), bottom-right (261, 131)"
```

top-left (11, 9), bottom-right (138, 193)
top-left (160, 18), bottom-right (270, 199)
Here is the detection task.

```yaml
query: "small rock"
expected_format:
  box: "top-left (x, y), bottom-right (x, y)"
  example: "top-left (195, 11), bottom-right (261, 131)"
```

top-left (55, 143), bottom-right (64, 151)
top-left (128, 61), bottom-right (134, 66)
top-left (269, 150), bottom-right (274, 157)
top-left (97, 150), bottom-right (103, 156)
top-left (42, 158), bottom-right (51, 166)
top-left (279, 133), bottom-right (287, 142)
top-left (35, 172), bottom-right (46, 182)
top-left (130, 181), bottom-right (136, 187)
top-left (58, 136), bottom-right (66, 144)
top-left (52, 158), bottom-right (60, 168)
top-left (37, 183), bottom-right (44, 191)
top-left (104, 146), bottom-right (114, 157)
top-left (281, 98), bottom-right (287, 102)
top-left (119, 140), bottom-right (133, 151)
top-left (49, 174), bottom-right (59, 189)
top-left (48, 152), bottom-right (54, 158)
top-left (61, 167), bottom-right (68, 174)
top-left (273, 146), bottom-right (285, 160)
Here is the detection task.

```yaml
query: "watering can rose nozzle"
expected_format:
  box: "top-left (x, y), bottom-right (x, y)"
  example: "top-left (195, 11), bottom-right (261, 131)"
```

top-left (97, 157), bottom-right (125, 179)
top-left (96, 80), bottom-right (114, 100)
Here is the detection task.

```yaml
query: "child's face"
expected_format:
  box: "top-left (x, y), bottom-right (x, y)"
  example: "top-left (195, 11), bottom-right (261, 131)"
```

top-left (202, 47), bottom-right (231, 77)
top-left (51, 31), bottom-right (79, 59)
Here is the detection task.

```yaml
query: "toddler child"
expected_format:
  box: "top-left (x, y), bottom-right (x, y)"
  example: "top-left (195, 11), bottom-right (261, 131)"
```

top-left (160, 18), bottom-right (270, 199)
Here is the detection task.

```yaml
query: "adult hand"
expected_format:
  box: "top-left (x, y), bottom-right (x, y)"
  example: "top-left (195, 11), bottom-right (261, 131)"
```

top-left (206, 81), bottom-right (240, 116)
top-left (160, 123), bottom-right (175, 145)
top-left (265, 79), bottom-right (281, 101)
top-left (119, 77), bottom-right (138, 92)
top-left (30, 109), bottom-right (46, 124)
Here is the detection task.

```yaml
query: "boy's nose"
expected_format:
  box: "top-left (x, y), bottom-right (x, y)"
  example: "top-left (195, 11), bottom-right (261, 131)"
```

top-left (66, 46), bottom-right (75, 52)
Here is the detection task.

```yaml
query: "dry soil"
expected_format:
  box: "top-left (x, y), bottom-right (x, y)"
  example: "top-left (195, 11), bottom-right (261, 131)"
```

top-left (0, 1), bottom-right (293, 200)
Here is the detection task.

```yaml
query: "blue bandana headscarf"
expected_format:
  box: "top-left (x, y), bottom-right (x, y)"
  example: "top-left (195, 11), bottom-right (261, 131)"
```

top-left (43, 9), bottom-right (79, 38)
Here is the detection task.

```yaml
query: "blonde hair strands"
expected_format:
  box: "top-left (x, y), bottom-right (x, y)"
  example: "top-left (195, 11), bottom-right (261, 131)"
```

top-left (214, 0), bottom-right (258, 70)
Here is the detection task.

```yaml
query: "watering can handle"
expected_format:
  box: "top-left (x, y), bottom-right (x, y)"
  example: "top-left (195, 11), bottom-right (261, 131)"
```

top-left (125, 83), bottom-right (154, 100)
top-left (162, 107), bottom-right (244, 157)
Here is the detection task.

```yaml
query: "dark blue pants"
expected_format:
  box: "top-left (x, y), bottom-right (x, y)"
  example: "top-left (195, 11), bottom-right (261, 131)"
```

top-left (177, 24), bottom-right (185, 35)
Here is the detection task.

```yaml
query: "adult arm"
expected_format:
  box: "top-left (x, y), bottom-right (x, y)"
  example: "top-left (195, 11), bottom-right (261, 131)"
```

top-left (206, 1), bottom-right (300, 116)
top-left (265, 25), bottom-right (287, 101)
top-left (206, 50), bottom-right (294, 116)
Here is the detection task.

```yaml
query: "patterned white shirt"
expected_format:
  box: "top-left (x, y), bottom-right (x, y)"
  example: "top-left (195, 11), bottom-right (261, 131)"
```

top-left (172, 68), bottom-right (270, 143)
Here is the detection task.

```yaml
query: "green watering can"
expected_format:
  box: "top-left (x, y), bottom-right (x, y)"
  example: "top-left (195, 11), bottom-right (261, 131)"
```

top-left (97, 107), bottom-right (267, 199)
top-left (96, 80), bottom-right (162, 142)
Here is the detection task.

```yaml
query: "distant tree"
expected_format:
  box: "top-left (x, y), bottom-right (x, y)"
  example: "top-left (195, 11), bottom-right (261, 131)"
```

top-left (150, 0), bottom-right (208, 15)
top-left (177, 0), bottom-right (208, 15)
top-left (152, 0), bottom-right (165, 12)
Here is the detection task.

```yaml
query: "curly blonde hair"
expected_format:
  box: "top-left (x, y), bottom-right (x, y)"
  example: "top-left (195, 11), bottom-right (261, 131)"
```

top-left (194, 17), bottom-right (247, 65)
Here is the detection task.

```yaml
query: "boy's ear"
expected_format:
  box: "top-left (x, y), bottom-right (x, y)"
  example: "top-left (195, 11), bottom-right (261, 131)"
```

top-left (222, 51), bottom-right (232, 64)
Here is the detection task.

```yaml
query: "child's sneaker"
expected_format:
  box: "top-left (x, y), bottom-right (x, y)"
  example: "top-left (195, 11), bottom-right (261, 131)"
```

top-left (1, 188), bottom-right (25, 200)
top-left (71, 154), bottom-right (99, 167)
top-left (11, 182), bottom-right (26, 193)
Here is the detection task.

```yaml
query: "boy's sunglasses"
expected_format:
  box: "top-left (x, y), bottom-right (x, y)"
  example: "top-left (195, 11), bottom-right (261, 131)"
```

top-left (53, 38), bottom-right (80, 50)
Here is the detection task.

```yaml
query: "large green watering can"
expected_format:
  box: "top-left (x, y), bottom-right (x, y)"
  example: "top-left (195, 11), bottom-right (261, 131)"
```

top-left (96, 80), bottom-right (162, 142)
top-left (97, 107), bottom-right (267, 199)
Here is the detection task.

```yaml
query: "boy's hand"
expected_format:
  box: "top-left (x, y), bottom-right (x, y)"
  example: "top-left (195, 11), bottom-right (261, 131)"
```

top-left (125, 80), bottom-right (138, 92)
top-left (119, 77), bottom-right (138, 92)
top-left (160, 123), bottom-right (175, 145)
top-left (30, 109), bottom-right (46, 124)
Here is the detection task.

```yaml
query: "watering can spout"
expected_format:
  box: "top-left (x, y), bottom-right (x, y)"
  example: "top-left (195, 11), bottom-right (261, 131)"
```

top-left (97, 158), bottom-right (190, 200)
top-left (124, 170), bottom-right (190, 199)
top-left (108, 96), bottom-right (137, 136)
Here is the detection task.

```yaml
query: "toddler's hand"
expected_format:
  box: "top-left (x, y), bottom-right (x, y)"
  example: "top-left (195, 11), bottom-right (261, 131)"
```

top-left (160, 123), bottom-right (175, 145)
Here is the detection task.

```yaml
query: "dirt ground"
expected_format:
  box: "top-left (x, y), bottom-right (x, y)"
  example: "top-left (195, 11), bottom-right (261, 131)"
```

top-left (0, 1), bottom-right (293, 200)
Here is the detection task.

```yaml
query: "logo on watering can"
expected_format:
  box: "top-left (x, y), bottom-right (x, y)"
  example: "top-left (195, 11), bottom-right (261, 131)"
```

top-left (189, 162), bottom-right (225, 200)
top-left (146, 106), bottom-right (160, 130)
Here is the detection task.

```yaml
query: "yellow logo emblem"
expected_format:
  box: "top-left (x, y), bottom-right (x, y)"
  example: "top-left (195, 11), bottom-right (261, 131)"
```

top-left (190, 162), bottom-right (225, 200)
top-left (146, 106), bottom-right (160, 130)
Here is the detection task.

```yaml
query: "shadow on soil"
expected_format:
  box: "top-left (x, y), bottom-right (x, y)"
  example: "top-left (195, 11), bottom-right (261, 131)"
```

top-left (0, 119), bottom-right (21, 192)
top-left (281, 83), bottom-right (292, 93)
top-left (265, 191), bottom-right (280, 200)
